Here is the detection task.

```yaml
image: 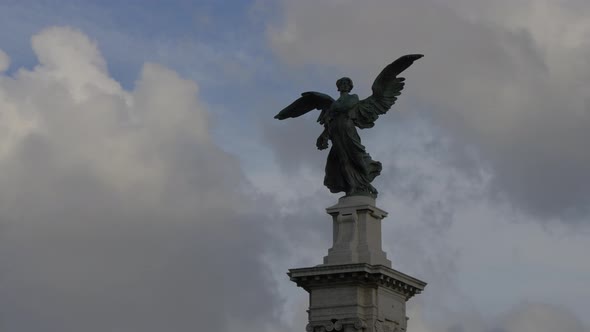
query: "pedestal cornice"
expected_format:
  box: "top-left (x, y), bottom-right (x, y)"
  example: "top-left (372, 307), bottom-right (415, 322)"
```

top-left (289, 263), bottom-right (426, 301)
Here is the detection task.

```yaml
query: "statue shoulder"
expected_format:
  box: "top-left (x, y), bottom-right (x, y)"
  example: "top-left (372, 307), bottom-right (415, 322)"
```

top-left (346, 94), bottom-right (360, 104)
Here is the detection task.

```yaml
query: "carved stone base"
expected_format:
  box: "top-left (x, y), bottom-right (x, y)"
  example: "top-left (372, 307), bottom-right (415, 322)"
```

top-left (289, 264), bottom-right (426, 332)
top-left (323, 196), bottom-right (391, 267)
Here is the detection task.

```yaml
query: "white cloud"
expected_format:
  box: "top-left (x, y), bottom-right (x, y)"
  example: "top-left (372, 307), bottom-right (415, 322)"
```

top-left (29, 26), bottom-right (125, 102)
top-left (0, 26), bottom-right (286, 332)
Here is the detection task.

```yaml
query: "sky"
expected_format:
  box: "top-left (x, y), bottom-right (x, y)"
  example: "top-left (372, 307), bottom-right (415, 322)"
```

top-left (0, 1), bottom-right (589, 331)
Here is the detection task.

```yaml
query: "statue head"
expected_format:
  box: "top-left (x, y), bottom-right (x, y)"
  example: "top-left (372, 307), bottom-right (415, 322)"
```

top-left (336, 77), bottom-right (353, 93)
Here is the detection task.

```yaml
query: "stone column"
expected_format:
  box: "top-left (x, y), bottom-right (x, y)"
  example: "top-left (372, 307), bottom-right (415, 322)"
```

top-left (288, 196), bottom-right (426, 332)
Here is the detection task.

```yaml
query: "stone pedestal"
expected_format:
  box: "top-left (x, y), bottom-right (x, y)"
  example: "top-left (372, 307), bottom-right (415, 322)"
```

top-left (323, 196), bottom-right (391, 267)
top-left (289, 196), bottom-right (426, 332)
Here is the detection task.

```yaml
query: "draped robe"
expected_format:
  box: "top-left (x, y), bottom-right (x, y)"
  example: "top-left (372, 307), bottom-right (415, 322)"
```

top-left (323, 93), bottom-right (382, 196)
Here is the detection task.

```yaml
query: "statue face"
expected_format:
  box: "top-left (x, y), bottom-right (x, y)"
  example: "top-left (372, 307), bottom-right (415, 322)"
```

top-left (336, 77), bottom-right (353, 92)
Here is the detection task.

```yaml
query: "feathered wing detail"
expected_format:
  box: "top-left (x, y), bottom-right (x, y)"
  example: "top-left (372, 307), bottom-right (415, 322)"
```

top-left (274, 91), bottom-right (334, 124)
top-left (355, 54), bottom-right (423, 128)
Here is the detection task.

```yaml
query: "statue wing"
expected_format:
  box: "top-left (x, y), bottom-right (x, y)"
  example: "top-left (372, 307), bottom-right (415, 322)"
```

top-left (274, 91), bottom-right (334, 124)
top-left (355, 54), bottom-right (423, 128)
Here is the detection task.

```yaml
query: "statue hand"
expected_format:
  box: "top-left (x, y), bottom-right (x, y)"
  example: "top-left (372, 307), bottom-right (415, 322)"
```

top-left (316, 136), bottom-right (329, 150)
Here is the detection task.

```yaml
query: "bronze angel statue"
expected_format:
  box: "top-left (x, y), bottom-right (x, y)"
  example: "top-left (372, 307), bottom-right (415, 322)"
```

top-left (274, 54), bottom-right (423, 198)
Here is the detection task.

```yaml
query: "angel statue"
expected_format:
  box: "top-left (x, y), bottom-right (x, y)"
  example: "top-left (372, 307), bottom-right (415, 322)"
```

top-left (274, 54), bottom-right (423, 198)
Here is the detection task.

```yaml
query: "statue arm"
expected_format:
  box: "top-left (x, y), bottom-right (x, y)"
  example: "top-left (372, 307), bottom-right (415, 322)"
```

top-left (316, 127), bottom-right (329, 150)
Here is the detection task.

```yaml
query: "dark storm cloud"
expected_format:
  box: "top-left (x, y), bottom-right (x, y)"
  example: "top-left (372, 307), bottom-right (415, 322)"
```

top-left (268, 0), bottom-right (590, 222)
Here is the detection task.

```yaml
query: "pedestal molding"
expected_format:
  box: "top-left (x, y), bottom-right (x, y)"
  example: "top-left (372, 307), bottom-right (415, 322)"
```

top-left (289, 263), bottom-right (426, 301)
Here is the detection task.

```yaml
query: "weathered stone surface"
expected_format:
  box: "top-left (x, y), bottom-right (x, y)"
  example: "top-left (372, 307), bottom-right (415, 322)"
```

top-left (289, 196), bottom-right (427, 331)
top-left (323, 196), bottom-right (391, 267)
top-left (289, 264), bottom-right (426, 332)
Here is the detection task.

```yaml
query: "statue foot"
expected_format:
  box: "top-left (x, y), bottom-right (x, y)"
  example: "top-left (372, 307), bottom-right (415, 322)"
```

top-left (345, 185), bottom-right (378, 198)
top-left (368, 185), bottom-right (378, 196)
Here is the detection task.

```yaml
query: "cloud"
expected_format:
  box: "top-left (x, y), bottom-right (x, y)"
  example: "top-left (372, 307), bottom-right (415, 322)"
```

top-left (0, 27), bottom-right (286, 332)
top-left (259, 112), bottom-right (587, 331)
top-left (500, 302), bottom-right (587, 332)
top-left (264, 21), bottom-right (590, 326)
top-left (2, 7), bottom-right (587, 332)
top-left (267, 0), bottom-right (590, 222)
top-left (405, 301), bottom-right (589, 332)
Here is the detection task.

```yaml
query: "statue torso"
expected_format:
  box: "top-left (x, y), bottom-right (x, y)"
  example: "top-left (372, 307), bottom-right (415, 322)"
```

top-left (327, 94), bottom-right (359, 134)
top-left (330, 94), bottom-right (359, 116)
